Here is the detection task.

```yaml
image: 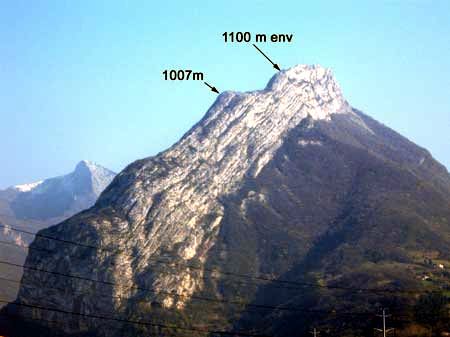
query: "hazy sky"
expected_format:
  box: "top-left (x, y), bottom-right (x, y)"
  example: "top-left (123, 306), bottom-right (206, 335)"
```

top-left (1, 1), bottom-right (449, 188)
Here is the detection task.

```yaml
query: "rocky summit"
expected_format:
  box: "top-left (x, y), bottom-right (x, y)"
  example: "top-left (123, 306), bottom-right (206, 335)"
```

top-left (3, 65), bottom-right (449, 337)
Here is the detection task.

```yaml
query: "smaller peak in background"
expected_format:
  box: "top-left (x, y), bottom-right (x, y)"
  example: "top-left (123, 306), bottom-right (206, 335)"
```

top-left (75, 159), bottom-right (100, 172)
top-left (8, 160), bottom-right (115, 196)
top-left (74, 160), bottom-right (115, 177)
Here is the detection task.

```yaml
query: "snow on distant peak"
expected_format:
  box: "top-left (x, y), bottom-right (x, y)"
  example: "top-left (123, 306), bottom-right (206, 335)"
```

top-left (80, 159), bottom-right (96, 167)
top-left (13, 180), bottom-right (43, 192)
top-left (75, 160), bottom-right (96, 171)
top-left (75, 160), bottom-right (116, 195)
top-left (76, 160), bottom-right (111, 172)
top-left (10, 161), bottom-right (115, 196)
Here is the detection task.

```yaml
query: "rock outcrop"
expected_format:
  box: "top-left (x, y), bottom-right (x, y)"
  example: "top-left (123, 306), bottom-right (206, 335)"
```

top-left (4, 65), bottom-right (450, 337)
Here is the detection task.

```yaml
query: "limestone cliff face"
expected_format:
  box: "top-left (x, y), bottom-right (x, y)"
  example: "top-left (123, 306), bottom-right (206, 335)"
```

top-left (6, 65), bottom-right (450, 337)
top-left (93, 65), bottom-right (350, 309)
top-left (12, 64), bottom-right (349, 315)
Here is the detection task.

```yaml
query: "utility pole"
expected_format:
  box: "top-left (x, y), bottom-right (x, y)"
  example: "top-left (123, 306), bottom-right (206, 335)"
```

top-left (374, 308), bottom-right (394, 337)
top-left (309, 327), bottom-right (320, 337)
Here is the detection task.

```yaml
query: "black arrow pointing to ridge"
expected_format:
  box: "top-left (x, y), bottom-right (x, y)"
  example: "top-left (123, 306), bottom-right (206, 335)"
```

top-left (204, 81), bottom-right (219, 94)
top-left (252, 44), bottom-right (281, 71)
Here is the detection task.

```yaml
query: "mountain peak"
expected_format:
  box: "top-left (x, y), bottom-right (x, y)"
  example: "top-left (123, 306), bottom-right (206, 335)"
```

top-left (5, 161), bottom-right (116, 221)
top-left (162, 64), bottom-right (350, 183)
top-left (103, 65), bottom-right (352, 220)
top-left (211, 64), bottom-right (347, 125)
top-left (266, 64), bottom-right (333, 90)
top-left (10, 161), bottom-right (115, 196)
top-left (75, 160), bottom-right (99, 172)
top-left (74, 160), bottom-right (116, 196)
top-left (79, 159), bottom-right (94, 166)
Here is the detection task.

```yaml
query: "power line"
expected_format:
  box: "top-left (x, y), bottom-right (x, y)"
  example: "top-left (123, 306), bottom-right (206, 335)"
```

top-left (0, 276), bottom-right (281, 337)
top-left (0, 239), bottom-right (315, 292)
top-left (0, 260), bottom-right (352, 315)
top-left (0, 224), bottom-right (432, 295)
top-left (0, 260), bottom-right (416, 319)
top-left (0, 311), bottom-right (68, 337)
top-left (0, 275), bottom-right (126, 309)
top-left (0, 302), bottom-right (415, 337)
top-left (0, 299), bottom-right (272, 337)
top-left (0, 240), bottom-right (405, 308)
top-left (0, 239), bottom-right (53, 254)
top-left (0, 312), bottom-right (200, 337)
top-left (1, 259), bottom-right (330, 315)
top-left (0, 287), bottom-right (234, 337)
top-left (0, 223), bottom-right (98, 250)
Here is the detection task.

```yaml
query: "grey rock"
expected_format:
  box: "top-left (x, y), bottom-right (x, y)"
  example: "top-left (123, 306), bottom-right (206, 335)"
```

top-left (5, 65), bottom-right (450, 337)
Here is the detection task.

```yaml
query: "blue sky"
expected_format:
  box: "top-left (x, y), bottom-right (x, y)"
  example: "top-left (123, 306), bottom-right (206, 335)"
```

top-left (1, 1), bottom-right (449, 188)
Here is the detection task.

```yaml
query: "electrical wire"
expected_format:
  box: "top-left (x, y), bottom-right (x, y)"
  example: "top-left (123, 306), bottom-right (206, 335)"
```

top-left (0, 224), bottom-right (434, 295)
top-left (0, 299), bottom-right (273, 337)
top-left (0, 260), bottom-right (417, 318)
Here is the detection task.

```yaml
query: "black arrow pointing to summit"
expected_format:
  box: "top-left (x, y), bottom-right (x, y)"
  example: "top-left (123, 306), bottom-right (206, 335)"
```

top-left (252, 44), bottom-right (281, 71)
top-left (204, 82), bottom-right (219, 94)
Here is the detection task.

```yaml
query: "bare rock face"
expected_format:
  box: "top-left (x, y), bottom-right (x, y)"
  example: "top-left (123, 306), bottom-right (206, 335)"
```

top-left (96, 65), bottom-right (350, 308)
top-left (5, 65), bottom-right (450, 337)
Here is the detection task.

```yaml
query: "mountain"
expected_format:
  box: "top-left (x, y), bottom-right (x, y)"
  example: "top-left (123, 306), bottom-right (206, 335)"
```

top-left (0, 161), bottom-right (116, 307)
top-left (2, 65), bottom-right (449, 337)
top-left (5, 160), bottom-right (115, 221)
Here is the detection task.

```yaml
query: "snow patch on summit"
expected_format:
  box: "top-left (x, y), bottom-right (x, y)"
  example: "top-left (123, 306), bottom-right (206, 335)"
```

top-left (13, 180), bottom-right (43, 192)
